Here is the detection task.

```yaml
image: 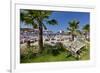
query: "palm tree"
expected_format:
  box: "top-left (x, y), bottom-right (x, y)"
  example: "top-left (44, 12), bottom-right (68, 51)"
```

top-left (20, 9), bottom-right (58, 52)
top-left (67, 19), bottom-right (80, 41)
top-left (82, 24), bottom-right (90, 40)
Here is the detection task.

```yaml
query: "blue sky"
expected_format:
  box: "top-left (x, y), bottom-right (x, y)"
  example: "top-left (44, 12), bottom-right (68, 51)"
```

top-left (20, 11), bottom-right (90, 33)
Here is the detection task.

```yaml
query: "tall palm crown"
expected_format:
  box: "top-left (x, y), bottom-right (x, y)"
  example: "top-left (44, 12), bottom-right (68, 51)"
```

top-left (82, 24), bottom-right (90, 40)
top-left (82, 24), bottom-right (90, 32)
top-left (67, 19), bottom-right (80, 41)
top-left (20, 10), bottom-right (57, 29)
top-left (20, 9), bottom-right (58, 52)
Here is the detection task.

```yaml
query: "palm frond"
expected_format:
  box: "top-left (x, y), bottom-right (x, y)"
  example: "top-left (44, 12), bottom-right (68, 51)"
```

top-left (82, 24), bottom-right (90, 32)
top-left (43, 24), bottom-right (47, 30)
top-left (47, 19), bottom-right (58, 25)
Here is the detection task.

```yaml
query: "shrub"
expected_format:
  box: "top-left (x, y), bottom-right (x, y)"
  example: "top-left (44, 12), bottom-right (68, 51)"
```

top-left (43, 44), bottom-right (53, 55)
top-left (43, 43), bottom-right (65, 56)
top-left (55, 42), bottom-right (66, 52)
top-left (51, 48), bottom-right (60, 56)
top-left (20, 46), bottom-right (39, 61)
top-left (20, 53), bottom-right (27, 60)
top-left (43, 44), bottom-right (59, 56)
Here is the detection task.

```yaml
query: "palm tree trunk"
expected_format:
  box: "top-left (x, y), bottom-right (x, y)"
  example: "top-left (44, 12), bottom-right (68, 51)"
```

top-left (38, 22), bottom-right (43, 52)
top-left (72, 34), bottom-right (74, 41)
top-left (84, 32), bottom-right (87, 40)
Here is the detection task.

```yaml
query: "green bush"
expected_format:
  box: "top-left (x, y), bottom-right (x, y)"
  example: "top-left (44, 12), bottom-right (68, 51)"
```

top-left (43, 44), bottom-right (60, 56)
top-left (43, 43), bottom-right (65, 56)
top-left (20, 53), bottom-right (27, 60)
top-left (51, 48), bottom-right (60, 56)
top-left (43, 44), bottom-right (53, 55)
top-left (55, 42), bottom-right (66, 52)
top-left (20, 46), bottom-right (39, 61)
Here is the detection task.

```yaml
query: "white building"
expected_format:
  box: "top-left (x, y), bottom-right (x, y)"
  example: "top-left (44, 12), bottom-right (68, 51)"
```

top-left (20, 28), bottom-right (71, 44)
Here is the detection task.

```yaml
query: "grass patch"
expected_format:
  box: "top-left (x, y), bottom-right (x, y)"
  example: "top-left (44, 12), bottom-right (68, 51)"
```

top-left (20, 43), bottom-right (90, 63)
